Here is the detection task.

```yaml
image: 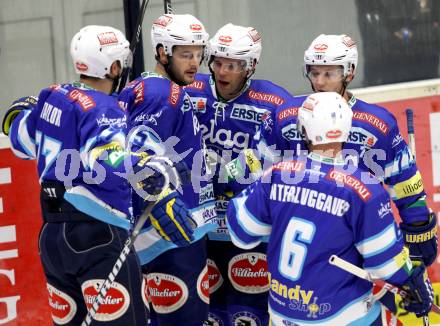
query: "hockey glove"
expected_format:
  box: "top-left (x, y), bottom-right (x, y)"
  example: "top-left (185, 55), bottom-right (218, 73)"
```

top-left (400, 212), bottom-right (438, 266)
top-left (149, 187), bottom-right (195, 247)
top-left (133, 155), bottom-right (191, 198)
top-left (132, 155), bottom-right (195, 246)
top-left (401, 263), bottom-right (434, 317)
top-left (2, 96), bottom-right (38, 135)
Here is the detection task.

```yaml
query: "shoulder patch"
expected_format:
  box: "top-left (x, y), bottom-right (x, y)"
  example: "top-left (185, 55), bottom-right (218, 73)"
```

top-left (326, 169), bottom-right (371, 201)
top-left (168, 82), bottom-right (181, 107)
top-left (277, 107), bottom-right (299, 121)
top-left (68, 89), bottom-right (96, 111)
top-left (247, 89), bottom-right (285, 106)
top-left (352, 111), bottom-right (389, 135)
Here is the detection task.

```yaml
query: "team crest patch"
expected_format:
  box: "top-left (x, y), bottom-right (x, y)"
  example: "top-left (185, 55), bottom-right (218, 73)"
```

top-left (228, 253), bottom-right (269, 294)
top-left (47, 283), bottom-right (77, 325)
top-left (197, 265), bottom-right (210, 304)
top-left (146, 273), bottom-right (188, 313)
top-left (81, 279), bottom-right (130, 321)
top-left (207, 259), bottom-right (224, 293)
top-left (232, 311), bottom-right (261, 326)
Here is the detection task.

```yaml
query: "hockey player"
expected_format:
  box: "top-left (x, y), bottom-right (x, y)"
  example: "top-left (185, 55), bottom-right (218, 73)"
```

top-left (259, 33), bottom-right (437, 270)
top-left (184, 23), bottom-right (296, 325)
top-left (226, 92), bottom-right (434, 325)
top-left (1, 25), bottom-right (154, 325)
top-left (118, 14), bottom-right (217, 326)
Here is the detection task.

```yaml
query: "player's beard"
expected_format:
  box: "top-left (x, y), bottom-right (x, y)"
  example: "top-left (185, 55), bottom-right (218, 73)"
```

top-left (105, 74), bottom-right (121, 95)
top-left (165, 57), bottom-right (190, 86)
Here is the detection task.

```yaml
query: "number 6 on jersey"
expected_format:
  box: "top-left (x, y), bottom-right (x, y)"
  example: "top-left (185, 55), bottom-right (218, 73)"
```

top-left (279, 217), bottom-right (315, 281)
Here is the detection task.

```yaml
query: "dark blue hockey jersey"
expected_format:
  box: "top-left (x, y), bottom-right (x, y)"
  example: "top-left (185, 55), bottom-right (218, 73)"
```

top-left (119, 72), bottom-right (217, 263)
top-left (259, 94), bottom-right (429, 225)
top-left (226, 153), bottom-right (413, 325)
top-left (9, 82), bottom-right (132, 229)
top-left (185, 73), bottom-right (296, 240)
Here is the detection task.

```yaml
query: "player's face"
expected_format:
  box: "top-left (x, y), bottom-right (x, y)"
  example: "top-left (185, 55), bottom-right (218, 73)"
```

top-left (210, 57), bottom-right (248, 100)
top-left (169, 45), bottom-right (204, 85)
top-left (306, 65), bottom-right (346, 92)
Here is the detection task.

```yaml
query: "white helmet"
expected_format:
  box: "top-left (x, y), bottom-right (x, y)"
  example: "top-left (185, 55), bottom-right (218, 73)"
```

top-left (208, 23), bottom-right (262, 70)
top-left (70, 25), bottom-right (131, 78)
top-left (297, 92), bottom-right (353, 145)
top-left (151, 14), bottom-right (209, 56)
top-left (304, 34), bottom-right (358, 77)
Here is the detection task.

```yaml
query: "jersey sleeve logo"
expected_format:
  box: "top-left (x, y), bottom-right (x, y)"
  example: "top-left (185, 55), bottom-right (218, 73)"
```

top-left (248, 89), bottom-right (285, 106)
top-left (68, 89), bottom-right (96, 111)
top-left (326, 169), bottom-right (372, 201)
top-left (272, 160), bottom-right (305, 172)
top-left (134, 81), bottom-right (144, 105)
top-left (185, 80), bottom-right (205, 90)
top-left (277, 107), bottom-right (299, 121)
top-left (352, 111), bottom-right (389, 134)
top-left (168, 82), bottom-right (182, 106)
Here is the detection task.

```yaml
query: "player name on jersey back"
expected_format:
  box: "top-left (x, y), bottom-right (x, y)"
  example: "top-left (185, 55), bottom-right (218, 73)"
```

top-left (269, 183), bottom-right (350, 217)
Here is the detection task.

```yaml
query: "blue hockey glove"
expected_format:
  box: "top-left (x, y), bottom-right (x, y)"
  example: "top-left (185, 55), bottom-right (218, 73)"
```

top-left (149, 188), bottom-right (195, 247)
top-left (132, 155), bottom-right (195, 247)
top-left (401, 263), bottom-right (434, 317)
top-left (400, 212), bottom-right (438, 266)
top-left (133, 155), bottom-right (191, 198)
top-left (2, 96), bottom-right (38, 135)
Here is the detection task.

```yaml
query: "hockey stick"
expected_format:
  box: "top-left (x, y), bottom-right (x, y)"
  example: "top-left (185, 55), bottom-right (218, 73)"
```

top-left (163, 0), bottom-right (173, 14)
top-left (81, 201), bottom-right (154, 326)
top-left (117, 0), bottom-right (150, 94)
top-left (405, 108), bottom-right (432, 326)
top-left (329, 255), bottom-right (439, 325)
top-left (406, 108), bottom-right (416, 159)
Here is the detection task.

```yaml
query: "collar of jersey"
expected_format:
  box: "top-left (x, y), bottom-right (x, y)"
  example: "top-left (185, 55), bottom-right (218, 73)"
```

top-left (209, 75), bottom-right (251, 103)
top-left (308, 152), bottom-right (345, 165)
top-left (347, 92), bottom-right (357, 108)
top-left (141, 71), bottom-right (163, 79)
top-left (72, 81), bottom-right (96, 91)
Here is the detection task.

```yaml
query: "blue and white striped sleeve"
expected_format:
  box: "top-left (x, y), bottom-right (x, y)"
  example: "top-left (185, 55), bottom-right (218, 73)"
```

top-left (9, 109), bottom-right (37, 160)
top-left (226, 180), bottom-right (272, 249)
top-left (354, 190), bottom-right (412, 285)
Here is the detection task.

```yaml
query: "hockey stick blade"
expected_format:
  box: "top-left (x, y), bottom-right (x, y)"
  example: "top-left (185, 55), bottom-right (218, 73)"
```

top-left (329, 255), bottom-right (440, 315)
top-left (117, 0), bottom-right (150, 94)
top-left (81, 201), bottom-right (154, 326)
